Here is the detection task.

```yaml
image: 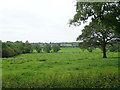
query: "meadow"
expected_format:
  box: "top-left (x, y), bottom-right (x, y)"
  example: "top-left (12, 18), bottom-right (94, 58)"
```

top-left (2, 48), bottom-right (119, 88)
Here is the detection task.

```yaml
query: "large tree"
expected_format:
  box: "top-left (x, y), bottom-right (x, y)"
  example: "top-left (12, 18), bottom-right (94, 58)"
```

top-left (70, 1), bottom-right (120, 34)
top-left (77, 21), bottom-right (119, 58)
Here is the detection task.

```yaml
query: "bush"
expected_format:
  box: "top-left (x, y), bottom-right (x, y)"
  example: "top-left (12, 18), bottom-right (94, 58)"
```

top-left (43, 44), bottom-right (51, 53)
top-left (79, 43), bottom-right (95, 52)
top-left (34, 44), bottom-right (42, 53)
top-left (109, 43), bottom-right (120, 52)
top-left (2, 43), bottom-right (15, 57)
top-left (52, 44), bottom-right (60, 53)
top-left (23, 41), bottom-right (33, 53)
top-left (2, 41), bottom-right (33, 58)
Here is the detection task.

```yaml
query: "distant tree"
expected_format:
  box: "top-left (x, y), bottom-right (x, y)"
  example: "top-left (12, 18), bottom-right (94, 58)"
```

top-left (2, 41), bottom-right (34, 58)
top-left (43, 44), bottom-right (51, 53)
top-left (79, 42), bottom-right (95, 52)
top-left (77, 21), bottom-right (119, 58)
top-left (52, 44), bottom-right (60, 53)
top-left (2, 43), bottom-right (15, 57)
top-left (23, 41), bottom-right (33, 53)
top-left (34, 44), bottom-right (42, 53)
top-left (15, 41), bottom-right (25, 54)
top-left (108, 43), bottom-right (120, 52)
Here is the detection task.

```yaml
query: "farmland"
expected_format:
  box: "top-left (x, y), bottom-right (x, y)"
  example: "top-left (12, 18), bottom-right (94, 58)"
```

top-left (2, 48), bottom-right (119, 88)
top-left (1, 0), bottom-right (120, 89)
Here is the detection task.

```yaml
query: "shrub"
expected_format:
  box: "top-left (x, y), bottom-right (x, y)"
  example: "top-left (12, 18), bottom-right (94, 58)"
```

top-left (52, 44), bottom-right (60, 53)
top-left (34, 44), bottom-right (42, 53)
top-left (2, 41), bottom-right (33, 58)
top-left (109, 43), bottom-right (120, 52)
top-left (23, 41), bottom-right (33, 53)
top-left (2, 43), bottom-right (15, 57)
top-left (43, 44), bottom-right (51, 53)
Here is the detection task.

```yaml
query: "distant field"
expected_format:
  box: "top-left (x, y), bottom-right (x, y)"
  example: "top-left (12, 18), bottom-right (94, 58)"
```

top-left (59, 48), bottom-right (82, 53)
top-left (2, 48), bottom-right (119, 88)
top-left (59, 48), bottom-right (102, 53)
top-left (33, 47), bottom-right (83, 53)
top-left (34, 48), bottom-right (102, 53)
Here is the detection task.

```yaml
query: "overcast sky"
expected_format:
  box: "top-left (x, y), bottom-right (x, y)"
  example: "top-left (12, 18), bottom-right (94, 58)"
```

top-left (0, 0), bottom-right (90, 43)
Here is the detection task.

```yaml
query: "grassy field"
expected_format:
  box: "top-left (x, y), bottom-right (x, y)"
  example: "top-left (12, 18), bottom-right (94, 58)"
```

top-left (2, 48), bottom-right (119, 88)
top-left (58, 48), bottom-right (102, 53)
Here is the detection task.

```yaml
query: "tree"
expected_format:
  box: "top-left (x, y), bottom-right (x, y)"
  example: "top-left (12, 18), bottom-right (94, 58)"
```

top-left (43, 44), bottom-right (51, 53)
top-left (2, 41), bottom-right (34, 58)
top-left (52, 44), bottom-right (60, 53)
top-left (2, 43), bottom-right (15, 57)
top-left (79, 42), bottom-right (95, 52)
top-left (23, 41), bottom-right (33, 53)
top-left (15, 41), bottom-right (25, 54)
top-left (70, 2), bottom-right (120, 34)
top-left (108, 43), bottom-right (120, 52)
top-left (34, 44), bottom-right (42, 53)
top-left (77, 21), bottom-right (118, 58)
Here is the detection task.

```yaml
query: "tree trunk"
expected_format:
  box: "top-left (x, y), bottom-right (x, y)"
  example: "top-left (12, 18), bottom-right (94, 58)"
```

top-left (102, 43), bottom-right (107, 58)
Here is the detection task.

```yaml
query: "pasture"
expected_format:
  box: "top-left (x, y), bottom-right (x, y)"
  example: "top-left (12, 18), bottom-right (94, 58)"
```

top-left (2, 48), bottom-right (119, 88)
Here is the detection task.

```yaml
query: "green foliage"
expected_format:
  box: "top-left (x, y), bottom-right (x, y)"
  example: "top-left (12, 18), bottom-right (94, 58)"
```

top-left (77, 21), bottom-right (119, 58)
top-left (2, 49), bottom-right (119, 88)
top-left (23, 41), bottom-right (33, 53)
top-left (34, 44), bottom-right (42, 53)
top-left (70, 2), bottom-right (120, 57)
top-left (79, 43), bottom-right (95, 52)
top-left (2, 43), bottom-right (15, 57)
top-left (109, 43), bottom-right (120, 52)
top-left (52, 44), bottom-right (60, 53)
top-left (2, 41), bottom-right (33, 58)
top-left (70, 2), bottom-right (120, 34)
top-left (43, 44), bottom-right (51, 53)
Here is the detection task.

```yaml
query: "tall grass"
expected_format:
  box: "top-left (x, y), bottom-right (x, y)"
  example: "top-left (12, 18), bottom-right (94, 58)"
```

top-left (2, 48), bottom-right (119, 88)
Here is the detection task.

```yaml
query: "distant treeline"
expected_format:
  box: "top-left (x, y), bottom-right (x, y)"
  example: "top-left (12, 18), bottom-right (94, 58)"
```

top-left (1, 40), bottom-right (119, 58)
top-left (2, 41), bottom-right (33, 58)
top-left (32, 42), bottom-right (80, 48)
top-left (1, 41), bottom-right (61, 58)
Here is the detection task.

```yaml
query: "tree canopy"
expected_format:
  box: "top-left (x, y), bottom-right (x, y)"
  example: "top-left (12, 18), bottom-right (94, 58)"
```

top-left (43, 44), bottom-right (52, 53)
top-left (34, 44), bottom-right (42, 53)
top-left (2, 41), bottom-right (33, 58)
top-left (70, 2), bottom-right (120, 34)
top-left (77, 20), bottom-right (119, 58)
top-left (69, 1), bottom-right (120, 58)
top-left (52, 44), bottom-right (60, 53)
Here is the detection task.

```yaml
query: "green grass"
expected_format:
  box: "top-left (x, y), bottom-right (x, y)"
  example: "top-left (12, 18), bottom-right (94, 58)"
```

top-left (59, 48), bottom-right (102, 53)
top-left (2, 48), bottom-right (119, 88)
top-left (59, 48), bottom-right (83, 52)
